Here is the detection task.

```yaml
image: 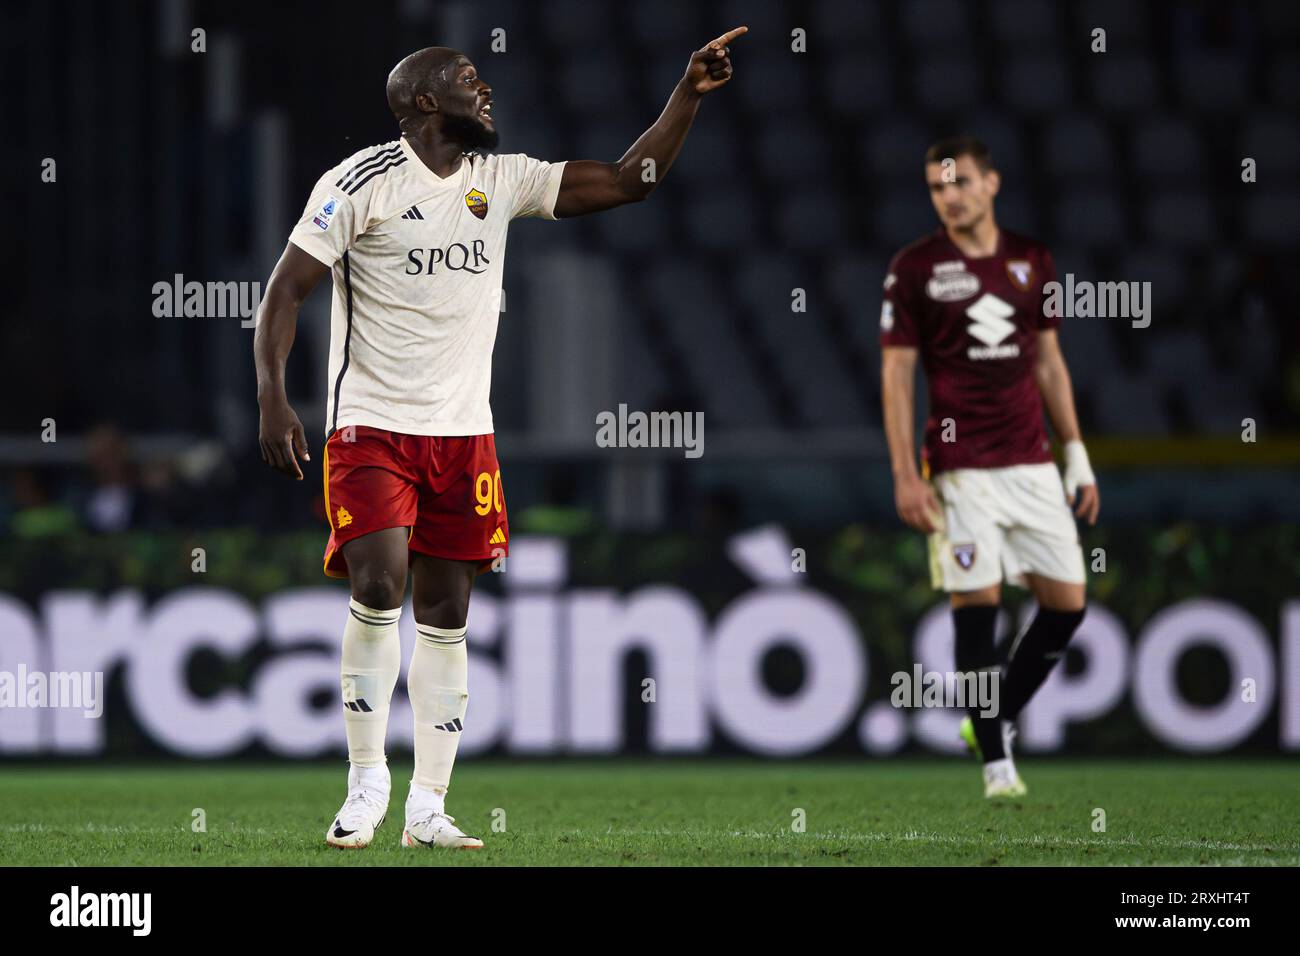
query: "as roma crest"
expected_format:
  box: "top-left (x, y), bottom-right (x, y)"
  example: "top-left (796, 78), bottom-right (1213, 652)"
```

top-left (953, 542), bottom-right (977, 570)
top-left (1006, 259), bottom-right (1034, 291)
top-left (464, 188), bottom-right (489, 220)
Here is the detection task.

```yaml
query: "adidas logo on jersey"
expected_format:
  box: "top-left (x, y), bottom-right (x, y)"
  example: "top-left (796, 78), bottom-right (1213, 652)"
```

top-left (400, 205), bottom-right (424, 220)
top-left (489, 527), bottom-right (506, 545)
top-left (965, 293), bottom-right (1020, 360)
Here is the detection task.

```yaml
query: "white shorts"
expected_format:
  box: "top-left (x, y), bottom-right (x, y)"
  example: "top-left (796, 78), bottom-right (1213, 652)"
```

top-left (928, 462), bottom-right (1086, 592)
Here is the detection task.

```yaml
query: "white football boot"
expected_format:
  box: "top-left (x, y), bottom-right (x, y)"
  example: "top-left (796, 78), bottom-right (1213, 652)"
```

top-left (400, 785), bottom-right (483, 850)
top-left (983, 757), bottom-right (1028, 799)
top-left (325, 764), bottom-right (390, 849)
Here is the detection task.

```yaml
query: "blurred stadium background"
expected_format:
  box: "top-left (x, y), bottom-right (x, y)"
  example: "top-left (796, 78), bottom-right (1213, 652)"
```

top-left (1, 0), bottom-right (1298, 764)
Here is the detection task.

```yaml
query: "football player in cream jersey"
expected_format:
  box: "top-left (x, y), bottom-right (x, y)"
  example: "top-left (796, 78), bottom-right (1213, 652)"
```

top-left (253, 31), bottom-right (746, 849)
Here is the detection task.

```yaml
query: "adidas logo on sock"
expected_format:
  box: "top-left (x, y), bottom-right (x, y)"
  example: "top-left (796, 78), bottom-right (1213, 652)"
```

top-left (344, 699), bottom-right (373, 713)
top-left (433, 717), bottom-right (463, 733)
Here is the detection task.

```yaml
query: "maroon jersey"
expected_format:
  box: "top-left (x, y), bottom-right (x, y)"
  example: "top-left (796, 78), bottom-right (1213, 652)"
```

top-left (880, 227), bottom-right (1058, 475)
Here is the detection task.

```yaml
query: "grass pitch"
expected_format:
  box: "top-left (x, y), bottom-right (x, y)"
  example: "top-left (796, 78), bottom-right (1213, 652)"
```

top-left (1, 759), bottom-right (1297, 866)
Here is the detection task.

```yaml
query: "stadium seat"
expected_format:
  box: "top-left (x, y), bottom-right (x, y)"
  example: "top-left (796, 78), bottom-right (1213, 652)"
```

top-left (1268, 54), bottom-right (1300, 108)
top-left (1072, 0), bottom-right (1150, 45)
top-left (738, 253), bottom-right (867, 425)
top-left (1089, 56), bottom-right (1162, 114)
top-left (1092, 373), bottom-right (1168, 434)
top-left (731, 47), bottom-right (810, 114)
top-left (627, 0), bottom-right (698, 50)
top-left (1054, 190), bottom-right (1126, 246)
top-left (757, 114), bottom-right (835, 184)
top-left (1120, 248), bottom-right (1190, 319)
top-left (1043, 114), bottom-right (1118, 183)
top-left (1183, 375), bottom-right (1252, 433)
top-left (593, 198), bottom-right (673, 254)
top-left (776, 190), bottom-right (849, 252)
top-left (959, 111), bottom-right (1028, 176)
top-left (875, 192), bottom-right (941, 249)
top-left (1260, 0), bottom-right (1300, 38)
top-left (899, 0), bottom-right (973, 49)
top-left (538, 0), bottom-right (612, 48)
top-left (1239, 112), bottom-right (1300, 174)
top-left (617, 307), bottom-right (673, 412)
top-left (1141, 192), bottom-right (1217, 247)
top-left (999, 55), bottom-right (1072, 115)
top-left (991, 192), bottom-right (1038, 236)
top-left (1177, 52), bottom-right (1251, 114)
top-left (914, 56), bottom-right (984, 114)
top-left (826, 55), bottom-right (895, 116)
top-left (1056, 319), bottom-right (1118, 393)
top-left (482, 52), bottom-right (544, 110)
top-left (1145, 330), bottom-right (1214, 389)
top-left (813, 0), bottom-right (884, 49)
top-left (988, 0), bottom-right (1063, 47)
top-left (558, 53), bottom-right (631, 117)
top-left (575, 120), bottom-right (645, 168)
top-left (779, 330), bottom-right (873, 426)
top-left (1242, 190), bottom-right (1300, 244)
top-left (825, 253), bottom-right (889, 356)
top-left (1132, 117), bottom-right (1206, 183)
top-left (861, 118), bottom-right (936, 181)
top-left (682, 184), bottom-right (760, 252)
top-left (672, 115), bottom-right (745, 185)
top-left (648, 264), bottom-right (779, 427)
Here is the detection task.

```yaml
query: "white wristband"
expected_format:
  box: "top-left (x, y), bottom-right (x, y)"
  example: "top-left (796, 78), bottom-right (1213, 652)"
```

top-left (1062, 440), bottom-right (1095, 498)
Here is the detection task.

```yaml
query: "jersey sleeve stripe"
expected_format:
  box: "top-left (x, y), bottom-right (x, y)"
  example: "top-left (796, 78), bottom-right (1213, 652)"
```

top-left (329, 251), bottom-right (355, 436)
top-left (335, 144), bottom-right (402, 190)
top-left (345, 157), bottom-right (408, 195)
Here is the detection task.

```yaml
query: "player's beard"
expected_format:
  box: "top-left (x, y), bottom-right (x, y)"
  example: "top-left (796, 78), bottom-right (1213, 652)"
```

top-left (442, 111), bottom-right (499, 152)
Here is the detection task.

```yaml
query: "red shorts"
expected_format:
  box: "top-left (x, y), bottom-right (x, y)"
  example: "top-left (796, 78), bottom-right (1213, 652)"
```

top-left (321, 426), bottom-right (508, 578)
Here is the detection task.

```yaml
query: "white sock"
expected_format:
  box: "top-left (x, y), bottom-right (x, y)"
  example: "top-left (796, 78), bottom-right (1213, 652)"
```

top-left (350, 762), bottom-right (391, 796)
top-left (340, 598), bottom-right (402, 769)
top-left (408, 623), bottom-right (468, 793)
top-left (984, 756), bottom-right (1017, 778)
top-left (406, 783), bottom-right (444, 816)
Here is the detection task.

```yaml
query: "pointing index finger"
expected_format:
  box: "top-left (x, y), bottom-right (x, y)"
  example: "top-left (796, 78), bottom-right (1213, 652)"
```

top-left (707, 25), bottom-right (748, 49)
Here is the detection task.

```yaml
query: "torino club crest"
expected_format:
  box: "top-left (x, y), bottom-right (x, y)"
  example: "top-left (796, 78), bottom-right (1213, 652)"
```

top-left (1006, 259), bottom-right (1034, 291)
top-left (953, 542), bottom-right (977, 570)
top-left (464, 188), bottom-right (489, 220)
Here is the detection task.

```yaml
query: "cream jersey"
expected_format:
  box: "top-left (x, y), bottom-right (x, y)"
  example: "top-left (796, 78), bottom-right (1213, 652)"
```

top-left (288, 136), bottom-right (566, 436)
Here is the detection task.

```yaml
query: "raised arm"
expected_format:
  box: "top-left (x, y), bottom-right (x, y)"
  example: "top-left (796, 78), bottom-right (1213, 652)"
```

top-left (254, 242), bottom-right (330, 480)
top-left (552, 26), bottom-right (747, 218)
top-left (882, 345), bottom-right (941, 533)
top-left (1034, 329), bottom-right (1099, 524)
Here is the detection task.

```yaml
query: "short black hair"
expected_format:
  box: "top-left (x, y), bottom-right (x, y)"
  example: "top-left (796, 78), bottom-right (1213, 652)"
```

top-left (925, 136), bottom-right (994, 172)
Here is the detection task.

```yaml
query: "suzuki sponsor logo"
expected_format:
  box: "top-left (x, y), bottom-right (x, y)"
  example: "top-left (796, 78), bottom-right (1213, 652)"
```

top-left (965, 293), bottom-right (1020, 360)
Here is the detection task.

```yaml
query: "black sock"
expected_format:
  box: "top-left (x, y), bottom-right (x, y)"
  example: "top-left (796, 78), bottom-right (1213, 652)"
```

top-left (1001, 607), bottom-right (1086, 721)
top-left (953, 604), bottom-right (1003, 762)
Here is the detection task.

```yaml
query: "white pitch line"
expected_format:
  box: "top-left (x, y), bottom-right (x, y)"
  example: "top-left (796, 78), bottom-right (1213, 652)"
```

top-left (595, 827), bottom-right (1297, 854)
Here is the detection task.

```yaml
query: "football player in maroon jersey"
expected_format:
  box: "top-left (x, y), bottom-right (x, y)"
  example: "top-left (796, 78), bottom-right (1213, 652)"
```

top-left (880, 136), bottom-right (1099, 798)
